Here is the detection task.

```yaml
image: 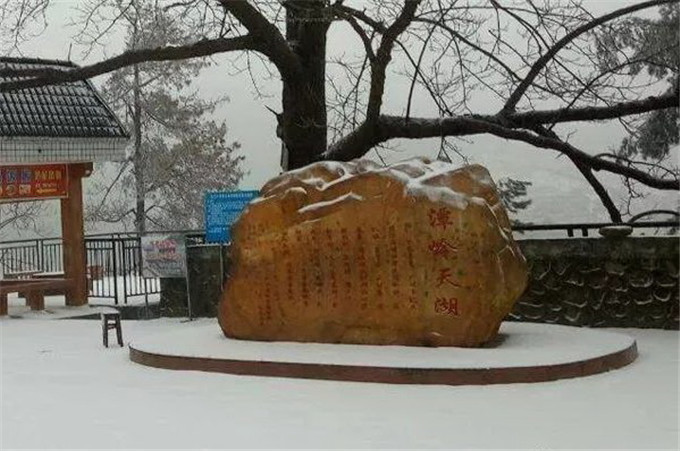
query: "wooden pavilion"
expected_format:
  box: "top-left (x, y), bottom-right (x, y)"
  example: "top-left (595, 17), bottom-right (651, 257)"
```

top-left (0, 57), bottom-right (129, 315)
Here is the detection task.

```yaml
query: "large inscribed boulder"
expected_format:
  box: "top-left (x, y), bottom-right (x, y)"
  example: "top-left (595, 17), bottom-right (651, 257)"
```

top-left (218, 158), bottom-right (528, 347)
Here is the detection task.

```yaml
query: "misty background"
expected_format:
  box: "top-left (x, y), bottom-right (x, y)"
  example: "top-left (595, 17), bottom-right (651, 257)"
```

top-left (1, 0), bottom-right (677, 240)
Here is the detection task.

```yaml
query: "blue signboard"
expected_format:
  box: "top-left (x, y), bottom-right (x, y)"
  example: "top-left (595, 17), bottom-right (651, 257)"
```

top-left (204, 190), bottom-right (259, 243)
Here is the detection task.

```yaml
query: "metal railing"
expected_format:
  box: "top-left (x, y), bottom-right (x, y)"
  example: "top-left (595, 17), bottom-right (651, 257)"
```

top-left (512, 220), bottom-right (679, 237)
top-left (0, 230), bottom-right (204, 304)
top-left (0, 237), bottom-right (62, 275)
top-left (83, 236), bottom-right (163, 304)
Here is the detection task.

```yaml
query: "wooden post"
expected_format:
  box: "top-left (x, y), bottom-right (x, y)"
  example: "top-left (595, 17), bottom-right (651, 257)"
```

top-left (61, 163), bottom-right (92, 306)
top-left (27, 291), bottom-right (45, 311)
top-left (0, 292), bottom-right (7, 316)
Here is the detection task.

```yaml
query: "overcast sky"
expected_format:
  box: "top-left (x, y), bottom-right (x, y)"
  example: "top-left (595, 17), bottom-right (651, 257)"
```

top-left (2, 0), bottom-right (677, 238)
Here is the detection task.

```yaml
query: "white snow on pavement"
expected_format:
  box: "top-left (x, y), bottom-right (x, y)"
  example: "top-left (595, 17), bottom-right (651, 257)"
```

top-left (1, 318), bottom-right (678, 449)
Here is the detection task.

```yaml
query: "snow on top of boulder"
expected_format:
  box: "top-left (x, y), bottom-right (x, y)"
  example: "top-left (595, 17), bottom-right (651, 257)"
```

top-left (398, 160), bottom-right (487, 209)
top-left (375, 159), bottom-right (490, 210)
top-left (319, 169), bottom-right (357, 190)
top-left (256, 158), bottom-right (500, 211)
top-left (297, 193), bottom-right (364, 214)
top-left (405, 179), bottom-right (471, 210)
top-left (287, 186), bottom-right (308, 196)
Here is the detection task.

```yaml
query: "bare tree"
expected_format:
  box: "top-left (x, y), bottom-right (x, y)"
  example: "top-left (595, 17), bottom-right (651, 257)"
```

top-left (1, 0), bottom-right (678, 222)
top-left (0, 201), bottom-right (45, 239)
top-left (75, 0), bottom-right (245, 233)
top-left (592, 3), bottom-right (679, 218)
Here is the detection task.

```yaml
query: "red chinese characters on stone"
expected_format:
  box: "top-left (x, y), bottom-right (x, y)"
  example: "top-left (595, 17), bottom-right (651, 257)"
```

top-left (388, 225), bottom-right (400, 297)
top-left (285, 262), bottom-right (294, 302)
top-left (428, 207), bottom-right (453, 230)
top-left (428, 238), bottom-right (458, 258)
top-left (434, 297), bottom-right (459, 316)
top-left (259, 284), bottom-right (273, 325)
top-left (436, 268), bottom-right (461, 288)
top-left (376, 276), bottom-right (384, 298)
top-left (280, 234), bottom-right (290, 256)
top-left (408, 274), bottom-right (418, 311)
top-left (325, 228), bottom-right (339, 298)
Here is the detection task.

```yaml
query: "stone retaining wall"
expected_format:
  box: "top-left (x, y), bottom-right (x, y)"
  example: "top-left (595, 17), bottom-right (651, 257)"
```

top-left (162, 237), bottom-right (678, 329)
top-left (512, 237), bottom-right (678, 329)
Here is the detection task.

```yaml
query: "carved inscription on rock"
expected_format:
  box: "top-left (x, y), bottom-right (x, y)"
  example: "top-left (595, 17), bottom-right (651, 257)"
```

top-left (219, 158), bottom-right (528, 347)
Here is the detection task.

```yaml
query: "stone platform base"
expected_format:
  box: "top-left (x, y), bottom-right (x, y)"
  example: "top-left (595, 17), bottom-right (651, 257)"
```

top-left (129, 321), bottom-right (637, 385)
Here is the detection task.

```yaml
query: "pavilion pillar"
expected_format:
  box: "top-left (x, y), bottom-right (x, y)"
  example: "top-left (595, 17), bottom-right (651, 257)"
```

top-left (61, 163), bottom-right (92, 306)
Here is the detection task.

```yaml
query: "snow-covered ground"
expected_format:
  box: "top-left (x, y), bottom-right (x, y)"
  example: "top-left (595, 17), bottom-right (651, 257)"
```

top-left (1, 318), bottom-right (678, 449)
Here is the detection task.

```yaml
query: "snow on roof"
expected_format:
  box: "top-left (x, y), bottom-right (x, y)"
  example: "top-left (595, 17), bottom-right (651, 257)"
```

top-left (0, 57), bottom-right (129, 164)
top-left (0, 57), bottom-right (128, 139)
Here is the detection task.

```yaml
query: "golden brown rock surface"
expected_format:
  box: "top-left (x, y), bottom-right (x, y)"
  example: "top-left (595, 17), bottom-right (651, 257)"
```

top-left (218, 158), bottom-right (528, 347)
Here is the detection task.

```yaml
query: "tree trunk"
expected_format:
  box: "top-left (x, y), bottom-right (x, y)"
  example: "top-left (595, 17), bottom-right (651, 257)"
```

top-left (132, 63), bottom-right (146, 233)
top-left (281, 1), bottom-right (328, 170)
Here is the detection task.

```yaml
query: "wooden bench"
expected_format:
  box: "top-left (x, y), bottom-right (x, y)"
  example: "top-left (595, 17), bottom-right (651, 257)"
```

top-left (0, 278), bottom-right (74, 315)
top-left (16, 272), bottom-right (92, 297)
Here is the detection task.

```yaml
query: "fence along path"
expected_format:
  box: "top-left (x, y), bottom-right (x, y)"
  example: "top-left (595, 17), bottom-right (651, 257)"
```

top-left (0, 233), bottom-right (196, 304)
top-left (1, 221), bottom-right (677, 304)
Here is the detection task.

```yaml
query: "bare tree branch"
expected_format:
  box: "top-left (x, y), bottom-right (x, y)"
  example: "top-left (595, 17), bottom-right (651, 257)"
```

top-left (466, 121), bottom-right (679, 191)
top-left (339, 13), bottom-right (376, 61)
top-left (532, 125), bottom-right (622, 222)
top-left (0, 201), bottom-right (45, 236)
top-left (506, 91), bottom-right (678, 127)
top-left (335, 4), bottom-right (386, 33)
top-left (366, 0), bottom-right (422, 122)
top-left (569, 156), bottom-right (623, 222)
top-left (0, 36), bottom-right (259, 91)
top-left (327, 91), bottom-right (678, 159)
top-left (217, 0), bottom-right (302, 78)
top-left (502, 0), bottom-right (678, 114)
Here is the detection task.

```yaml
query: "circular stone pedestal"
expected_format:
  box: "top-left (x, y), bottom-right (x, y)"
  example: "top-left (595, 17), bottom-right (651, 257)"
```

top-left (129, 321), bottom-right (637, 385)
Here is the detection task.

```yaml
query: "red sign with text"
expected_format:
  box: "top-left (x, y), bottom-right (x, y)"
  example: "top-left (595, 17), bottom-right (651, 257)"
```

top-left (0, 164), bottom-right (69, 201)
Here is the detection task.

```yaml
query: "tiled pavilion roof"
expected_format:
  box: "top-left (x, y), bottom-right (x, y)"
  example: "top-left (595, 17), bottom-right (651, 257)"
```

top-left (0, 57), bottom-right (128, 163)
top-left (0, 57), bottom-right (128, 139)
